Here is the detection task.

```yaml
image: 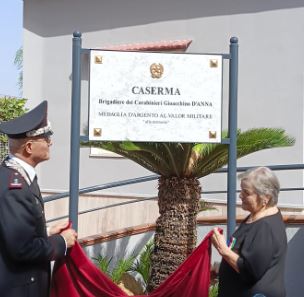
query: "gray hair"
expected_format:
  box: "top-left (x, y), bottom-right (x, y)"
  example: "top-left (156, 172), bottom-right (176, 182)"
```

top-left (8, 137), bottom-right (27, 154)
top-left (238, 167), bottom-right (280, 206)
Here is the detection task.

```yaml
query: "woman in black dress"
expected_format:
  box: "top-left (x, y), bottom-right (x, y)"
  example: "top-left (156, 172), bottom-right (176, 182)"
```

top-left (212, 167), bottom-right (287, 297)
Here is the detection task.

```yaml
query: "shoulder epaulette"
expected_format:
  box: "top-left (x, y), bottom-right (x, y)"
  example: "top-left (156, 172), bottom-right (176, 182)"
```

top-left (9, 172), bottom-right (23, 190)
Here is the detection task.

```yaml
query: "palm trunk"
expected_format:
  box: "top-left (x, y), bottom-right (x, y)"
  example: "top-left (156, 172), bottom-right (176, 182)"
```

top-left (147, 176), bottom-right (201, 291)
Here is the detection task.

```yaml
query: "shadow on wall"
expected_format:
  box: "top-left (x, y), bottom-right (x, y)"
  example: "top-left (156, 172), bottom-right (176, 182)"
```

top-left (24, 0), bottom-right (304, 37)
top-left (285, 227), bottom-right (304, 297)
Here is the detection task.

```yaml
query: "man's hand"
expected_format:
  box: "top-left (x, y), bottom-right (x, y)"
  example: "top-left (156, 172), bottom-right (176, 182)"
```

top-left (60, 229), bottom-right (78, 248)
top-left (48, 221), bottom-right (70, 236)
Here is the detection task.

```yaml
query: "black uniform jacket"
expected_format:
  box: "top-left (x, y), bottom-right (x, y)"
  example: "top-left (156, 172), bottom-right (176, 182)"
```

top-left (0, 161), bottom-right (66, 297)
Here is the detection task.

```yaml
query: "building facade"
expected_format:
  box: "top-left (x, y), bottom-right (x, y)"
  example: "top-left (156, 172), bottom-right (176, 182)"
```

top-left (23, 0), bottom-right (304, 206)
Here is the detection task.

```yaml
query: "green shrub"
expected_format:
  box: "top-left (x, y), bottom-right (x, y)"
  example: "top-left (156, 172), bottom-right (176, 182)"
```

top-left (93, 254), bottom-right (135, 284)
top-left (209, 282), bottom-right (219, 297)
top-left (93, 240), bottom-right (153, 293)
top-left (0, 96), bottom-right (27, 160)
top-left (93, 255), bottom-right (112, 278)
top-left (131, 240), bottom-right (154, 288)
top-left (94, 239), bottom-right (218, 296)
top-left (112, 256), bottom-right (136, 284)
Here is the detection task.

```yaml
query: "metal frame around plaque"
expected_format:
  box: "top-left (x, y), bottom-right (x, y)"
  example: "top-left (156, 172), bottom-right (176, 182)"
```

top-left (69, 32), bottom-right (238, 239)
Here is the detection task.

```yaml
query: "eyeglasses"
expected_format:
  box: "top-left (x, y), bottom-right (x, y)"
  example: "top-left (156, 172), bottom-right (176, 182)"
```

top-left (29, 136), bottom-right (52, 144)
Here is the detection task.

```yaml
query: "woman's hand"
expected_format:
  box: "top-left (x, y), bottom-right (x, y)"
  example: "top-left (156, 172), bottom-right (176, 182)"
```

top-left (211, 228), bottom-right (230, 257)
top-left (211, 227), bottom-right (240, 273)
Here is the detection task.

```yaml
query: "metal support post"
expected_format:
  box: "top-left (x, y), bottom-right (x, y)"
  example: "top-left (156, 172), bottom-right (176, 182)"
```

top-left (69, 31), bottom-right (82, 231)
top-left (227, 37), bottom-right (239, 239)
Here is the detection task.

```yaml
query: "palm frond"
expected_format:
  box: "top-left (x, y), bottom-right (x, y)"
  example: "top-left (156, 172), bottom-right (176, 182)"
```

top-left (181, 143), bottom-right (194, 176)
top-left (163, 143), bottom-right (181, 176)
top-left (93, 255), bottom-right (112, 277)
top-left (111, 255), bottom-right (136, 284)
top-left (82, 128), bottom-right (294, 178)
top-left (82, 141), bottom-right (192, 176)
top-left (82, 141), bottom-right (170, 175)
top-left (120, 142), bottom-right (172, 171)
top-left (163, 143), bottom-right (194, 177)
top-left (132, 240), bottom-right (154, 286)
top-left (194, 128), bottom-right (295, 178)
top-left (199, 200), bottom-right (217, 213)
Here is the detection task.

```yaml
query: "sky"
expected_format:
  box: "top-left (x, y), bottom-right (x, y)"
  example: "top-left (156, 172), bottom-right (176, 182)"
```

top-left (0, 0), bottom-right (23, 98)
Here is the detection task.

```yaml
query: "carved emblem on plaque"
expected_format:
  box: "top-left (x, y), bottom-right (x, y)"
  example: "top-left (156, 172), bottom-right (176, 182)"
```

top-left (150, 63), bottom-right (164, 79)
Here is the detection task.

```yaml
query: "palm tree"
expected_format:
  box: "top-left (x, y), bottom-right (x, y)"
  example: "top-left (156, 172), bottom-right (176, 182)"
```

top-left (82, 128), bottom-right (294, 291)
top-left (14, 46), bottom-right (23, 93)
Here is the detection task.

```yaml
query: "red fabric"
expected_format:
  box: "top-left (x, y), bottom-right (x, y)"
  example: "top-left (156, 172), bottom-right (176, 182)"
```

top-left (51, 231), bottom-right (213, 297)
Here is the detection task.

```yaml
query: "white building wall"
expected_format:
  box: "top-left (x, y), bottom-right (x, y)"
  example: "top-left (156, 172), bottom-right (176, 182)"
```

top-left (23, 1), bottom-right (304, 207)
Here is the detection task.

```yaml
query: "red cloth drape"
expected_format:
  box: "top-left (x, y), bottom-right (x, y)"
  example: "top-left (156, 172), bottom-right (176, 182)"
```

top-left (50, 231), bottom-right (213, 297)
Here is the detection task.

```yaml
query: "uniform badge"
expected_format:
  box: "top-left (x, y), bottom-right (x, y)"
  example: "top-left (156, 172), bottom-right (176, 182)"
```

top-left (9, 172), bottom-right (23, 189)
